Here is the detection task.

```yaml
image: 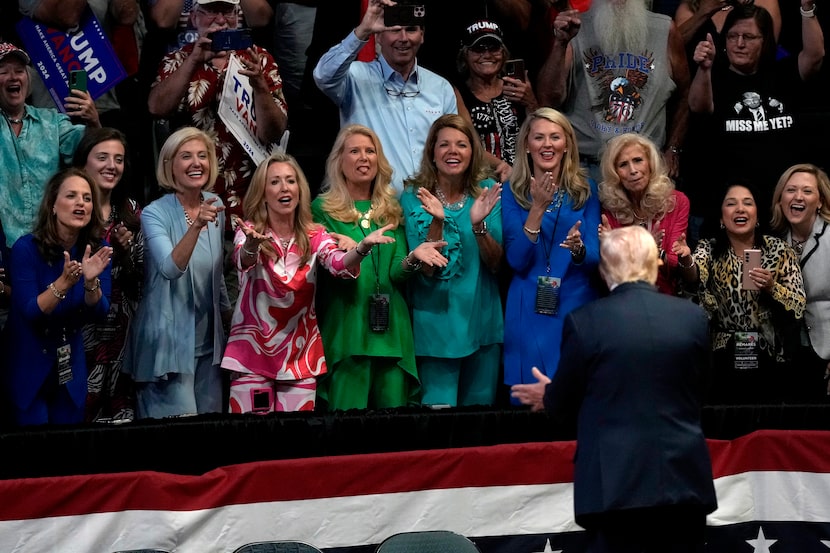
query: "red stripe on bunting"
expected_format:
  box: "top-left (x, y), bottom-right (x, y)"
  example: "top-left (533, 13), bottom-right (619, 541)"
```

top-left (2, 430), bottom-right (830, 522)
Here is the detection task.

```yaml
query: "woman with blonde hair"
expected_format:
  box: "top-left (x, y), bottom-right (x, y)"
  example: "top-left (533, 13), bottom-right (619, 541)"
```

top-left (221, 151), bottom-right (394, 413)
top-left (401, 114), bottom-right (504, 406)
top-left (502, 107), bottom-right (601, 391)
top-left (312, 125), bottom-right (447, 410)
top-left (771, 163), bottom-right (830, 401)
top-left (124, 127), bottom-right (230, 419)
top-left (599, 133), bottom-right (690, 295)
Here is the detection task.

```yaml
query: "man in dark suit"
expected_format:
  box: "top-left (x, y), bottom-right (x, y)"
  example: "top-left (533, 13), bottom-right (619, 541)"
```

top-left (511, 225), bottom-right (717, 553)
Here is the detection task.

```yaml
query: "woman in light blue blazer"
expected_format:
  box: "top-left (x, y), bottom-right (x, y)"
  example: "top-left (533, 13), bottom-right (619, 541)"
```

top-left (123, 128), bottom-right (231, 419)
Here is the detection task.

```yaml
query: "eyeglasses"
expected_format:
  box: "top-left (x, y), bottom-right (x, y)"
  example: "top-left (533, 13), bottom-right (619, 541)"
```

top-left (725, 32), bottom-right (762, 43)
top-left (194, 5), bottom-right (238, 21)
top-left (468, 42), bottom-right (502, 54)
top-left (384, 84), bottom-right (420, 98)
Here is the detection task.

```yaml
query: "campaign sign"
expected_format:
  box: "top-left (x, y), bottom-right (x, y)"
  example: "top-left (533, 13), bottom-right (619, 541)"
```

top-left (16, 8), bottom-right (126, 112)
top-left (218, 53), bottom-right (285, 165)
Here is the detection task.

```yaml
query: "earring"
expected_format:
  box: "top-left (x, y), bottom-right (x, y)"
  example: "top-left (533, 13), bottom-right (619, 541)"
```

top-left (719, 222), bottom-right (725, 229)
top-left (52, 206), bottom-right (56, 215)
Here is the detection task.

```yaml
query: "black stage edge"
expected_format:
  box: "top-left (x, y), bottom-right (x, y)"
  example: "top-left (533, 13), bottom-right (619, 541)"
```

top-left (2, 404), bottom-right (830, 479)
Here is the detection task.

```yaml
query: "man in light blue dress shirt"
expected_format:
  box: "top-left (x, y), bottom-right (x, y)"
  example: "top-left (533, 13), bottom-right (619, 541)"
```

top-left (313, 0), bottom-right (458, 194)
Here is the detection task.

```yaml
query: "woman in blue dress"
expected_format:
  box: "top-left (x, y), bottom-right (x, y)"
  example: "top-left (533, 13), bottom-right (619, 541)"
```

top-left (4, 168), bottom-right (112, 426)
top-left (401, 114), bottom-right (504, 407)
top-left (502, 108), bottom-right (602, 389)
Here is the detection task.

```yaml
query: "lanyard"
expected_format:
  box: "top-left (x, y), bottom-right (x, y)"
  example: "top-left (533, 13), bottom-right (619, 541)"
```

top-left (538, 192), bottom-right (564, 275)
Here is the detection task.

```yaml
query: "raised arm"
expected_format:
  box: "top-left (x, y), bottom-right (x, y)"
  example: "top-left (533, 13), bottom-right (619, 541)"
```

top-left (536, 9), bottom-right (580, 107)
top-left (20, 0), bottom-right (86, 30)
top-left (674, 0), bottom-right (726, 45)
top-left (149, 0), bottom-right (184, 30)
top-left (664, 21), bottom-right (691, 178)
top-left (688, 33), bottom-right (715, 113)
top-left (798, 0), bottom-right (825, 80)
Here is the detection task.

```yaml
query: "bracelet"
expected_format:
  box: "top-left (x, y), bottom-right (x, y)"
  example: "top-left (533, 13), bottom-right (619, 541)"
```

top-left (472, 220), bottom-right (488, 236)
top-left (242, 243), bottom-right (260, 257)
top-left (0, 281), bottom-right (5, 295)
top-left (355, 243), bottom-right (371, 257)
top-left (84, 277), bottom-right (101, 292)
top-left (48, 282), bottom-right (66, 300)
top-left (402, 252), bottom-right (423, 272)
top-left (678, 255), bottom-right (695, 269)
top-left (523, 225), bottom-right (541, 236)
top-left (801, 4), bottom-right (816, 17)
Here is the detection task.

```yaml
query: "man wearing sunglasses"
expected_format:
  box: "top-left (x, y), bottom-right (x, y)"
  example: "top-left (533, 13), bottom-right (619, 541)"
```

top-left (313, 0), bottom-right (459, 194)
top-left (148, 0), bottom-right (287, 224)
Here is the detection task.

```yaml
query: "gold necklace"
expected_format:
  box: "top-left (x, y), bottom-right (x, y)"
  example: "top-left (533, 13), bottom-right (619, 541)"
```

top-left (355, 204), bottom-right (374, 229)
top-left (791, 236), bottom-right (807, 255)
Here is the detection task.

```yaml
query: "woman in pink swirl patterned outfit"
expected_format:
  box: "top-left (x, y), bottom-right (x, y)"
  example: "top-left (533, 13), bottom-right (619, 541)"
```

top-left (221, 152), bottom-right (393, 413)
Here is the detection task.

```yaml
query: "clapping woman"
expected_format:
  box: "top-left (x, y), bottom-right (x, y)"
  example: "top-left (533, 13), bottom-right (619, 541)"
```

top-left (771, 164), bottom-right (830, 401)
top-left (221, 152), bottom-right (395, 413)
top-left (4, 168), bottom-right (112, 426)
top-left (401, 114), bottom-right (504, 407)
top-left (124, 127), bottom-right (230, 419)
top-left (501, 108), bottom-right (601, 389)
top-left (312, 125), bottom-right (447, 410)
top-left (599, 133), bottom-right (690, 295)
top-left (73, 128), bottom-right (143, 422)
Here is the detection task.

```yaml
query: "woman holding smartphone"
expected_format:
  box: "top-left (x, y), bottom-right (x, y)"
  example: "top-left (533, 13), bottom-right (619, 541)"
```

top-left (676, 182), bottom-right (805, 404)
top-left (455, 20), bottom-right (537, 172)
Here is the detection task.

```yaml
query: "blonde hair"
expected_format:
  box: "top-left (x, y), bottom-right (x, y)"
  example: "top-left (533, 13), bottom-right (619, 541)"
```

top-left (318, 124), bottom-right (402, 228)
top-left (509, 108), bottom-right (590, 210)
top-left (599, 225), bottom-right (659, 287)
top-left (243, 152), bottom-right (318, 265)
top-left (598, 133), bottom-right (676, 224)
top-left (770, 163), bottom-right (830, 233)
top-left (156, 127), bottom-right (219, 192)
top-left (404, 114), bottom-right (492, 197)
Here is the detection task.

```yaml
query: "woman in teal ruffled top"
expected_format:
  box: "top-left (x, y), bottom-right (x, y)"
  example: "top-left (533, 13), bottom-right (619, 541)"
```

top-left (401, 114), bottom-right (504, 407)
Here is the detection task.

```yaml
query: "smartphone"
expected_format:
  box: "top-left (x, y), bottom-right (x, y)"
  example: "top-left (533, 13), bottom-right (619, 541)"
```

top-left (209, 29), bottom-right (253, 52)
top-left (741, 249), bottom-right (761, 290)
top-left (384, 1), bottom-right (426, 28)
top-left (69, 70), bottom-right (87, 93)
top-left (504, 59), bottom-right (526, 82)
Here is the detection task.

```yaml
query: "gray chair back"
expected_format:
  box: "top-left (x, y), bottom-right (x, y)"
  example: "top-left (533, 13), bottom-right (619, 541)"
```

top-left (375, 531), bottom-right (481, 553)
top-left (232, 541), bottom-right (324, 553)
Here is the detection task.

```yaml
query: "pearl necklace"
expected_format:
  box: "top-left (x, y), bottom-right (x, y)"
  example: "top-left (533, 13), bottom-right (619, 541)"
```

top-left (435, 186), bottom-right (468, 210)
top-left (182, 193), bottom-right (204, 226)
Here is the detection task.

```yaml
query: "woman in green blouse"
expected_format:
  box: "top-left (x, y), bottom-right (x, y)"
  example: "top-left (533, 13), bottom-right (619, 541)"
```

top-left (312, 124), bottom-right (447, 410)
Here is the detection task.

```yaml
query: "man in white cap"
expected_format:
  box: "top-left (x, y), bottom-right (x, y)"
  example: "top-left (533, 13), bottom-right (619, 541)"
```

top-left (0, 42), bottom-right (99, 250)
top-left (148, 0), bottom-right (287, 220)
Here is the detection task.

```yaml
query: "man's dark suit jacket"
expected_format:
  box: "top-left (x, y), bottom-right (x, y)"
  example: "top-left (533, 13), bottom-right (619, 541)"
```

top-left (543, 280), bottom-right (718, 528)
